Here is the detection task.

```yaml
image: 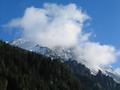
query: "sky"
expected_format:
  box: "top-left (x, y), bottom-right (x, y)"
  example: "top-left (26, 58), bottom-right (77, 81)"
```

top-left (0, 0), bottom-right (120, 69)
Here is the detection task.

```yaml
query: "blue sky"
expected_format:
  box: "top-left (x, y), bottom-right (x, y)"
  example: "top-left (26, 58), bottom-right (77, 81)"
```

top-left (0, 0), bottom-right (120, 46)
top-left (0, 0), bottom-right (120, 67)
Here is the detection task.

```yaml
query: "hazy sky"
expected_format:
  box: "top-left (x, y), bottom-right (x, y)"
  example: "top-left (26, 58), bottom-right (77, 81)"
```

top-left (0, 0), bottom-right (120, 68)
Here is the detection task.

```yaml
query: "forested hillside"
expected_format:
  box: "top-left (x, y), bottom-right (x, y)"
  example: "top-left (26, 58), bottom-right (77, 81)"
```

top-left (0, 40), bottom-right (120, 90)
top-left (0, 40), bottom-right (80, 90)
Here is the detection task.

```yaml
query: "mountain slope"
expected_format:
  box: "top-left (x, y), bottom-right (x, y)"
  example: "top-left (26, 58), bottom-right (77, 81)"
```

top-left (65, 60), bottom-right (120, 90)
top-left (11, 38), bottom-right (120, 83)
top-left (10, 39), bottom-right (76, 60)
top-left (1, 40), bottom-right (120, 90)
top-left (0, 40), bottom-right (81, 90)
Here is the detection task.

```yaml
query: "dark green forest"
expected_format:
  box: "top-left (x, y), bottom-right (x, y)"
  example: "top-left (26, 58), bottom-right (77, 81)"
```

top-left (0, 40), bottom-right (81, 90)
top-left (0, 40), bottom-right (120, 90)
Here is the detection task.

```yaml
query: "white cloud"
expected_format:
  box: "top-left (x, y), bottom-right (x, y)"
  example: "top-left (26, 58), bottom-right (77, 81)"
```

top-left (114, 68), bottom-right (120, 76)
top-left (7, 3), bottom-right (120, 72)
top-left (75, 42), bottom-right (118, 71)
top-left (8, 3), bottom-right (89, 48)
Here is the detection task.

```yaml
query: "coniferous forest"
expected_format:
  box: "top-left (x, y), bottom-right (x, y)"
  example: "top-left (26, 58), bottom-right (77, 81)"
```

top-left (0, 40), bottom-right (81, 90)
top-left (0, 40), bottom-right (120, 90)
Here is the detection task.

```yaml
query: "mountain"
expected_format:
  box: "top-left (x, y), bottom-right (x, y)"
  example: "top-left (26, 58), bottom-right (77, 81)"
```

top-left (1, 40), bottom-right (120, 90)
top-left (10, 38), bottom-right (76, 60)
top-left (65, 60), bottom-right (120, 90)
top-left (0, 40), bottom-right (81, 90)
top-left (11, 38), bottom-right (120, 83)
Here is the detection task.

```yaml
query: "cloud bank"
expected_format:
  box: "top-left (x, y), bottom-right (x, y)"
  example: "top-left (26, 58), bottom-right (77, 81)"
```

top-left (7, 3), bottom-right (120, 71)
top-left (75, 42), bottom-right (118, 71)
top-left (9, 3), bottom-right (89, 48)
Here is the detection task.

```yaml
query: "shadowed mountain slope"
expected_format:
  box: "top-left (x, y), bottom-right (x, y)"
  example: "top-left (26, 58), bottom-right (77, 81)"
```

top-left (0, 40), bottom-right (120, 90)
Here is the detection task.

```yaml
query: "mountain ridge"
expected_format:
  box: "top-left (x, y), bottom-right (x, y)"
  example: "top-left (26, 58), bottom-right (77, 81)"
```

top-left (10, 38), bottom-right (120, 83)
top-left (1, 40), bottom-right (120, 90)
